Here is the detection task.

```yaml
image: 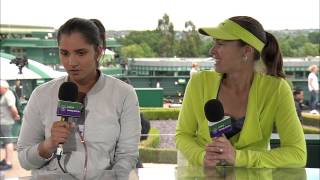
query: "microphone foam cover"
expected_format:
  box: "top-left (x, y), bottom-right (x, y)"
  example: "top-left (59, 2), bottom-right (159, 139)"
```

top-left (58, 82), bottom-right (78, 102)
top-left (204, 99), bottom-right (224, 122)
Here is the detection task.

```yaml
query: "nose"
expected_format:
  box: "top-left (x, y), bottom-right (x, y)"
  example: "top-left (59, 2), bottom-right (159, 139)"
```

top-left (68, 54), bottom-right (79, 67)
top-left (208, 46), bottom-right (216, 57)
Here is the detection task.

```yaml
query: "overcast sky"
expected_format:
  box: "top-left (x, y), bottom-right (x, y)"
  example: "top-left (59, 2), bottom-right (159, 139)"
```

top-left (1, 0), bottom-right (319, 31)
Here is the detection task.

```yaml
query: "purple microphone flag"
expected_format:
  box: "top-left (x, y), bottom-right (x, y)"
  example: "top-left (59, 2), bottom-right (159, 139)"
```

top-left (56, 100), bottom-right (82, 118)
top-left (208, 116), bottom-right (232, 137)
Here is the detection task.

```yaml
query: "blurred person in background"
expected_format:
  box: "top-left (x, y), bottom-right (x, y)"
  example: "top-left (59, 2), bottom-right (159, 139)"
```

top-left (14, 79), bottom-right (23, 100)
top-left (136, 112), bottom-right (150, 168)
top-left (308, 64), bottom-right (319, 114)
top-left (190, 62), bottom-right (199, 76)
top-left (293, 87), bottom-right (305, 123)
top-left (0, 80), bottom-right (20, 170)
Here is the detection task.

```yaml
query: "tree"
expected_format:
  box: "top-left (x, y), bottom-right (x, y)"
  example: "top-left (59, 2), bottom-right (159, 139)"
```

top-left (156, 14), bottom-right (175, 57)
top-left (120, 43), bottom-right (156, 58)
top-left (140, 43), bottom-right (156, 57)
top-left (279, 39), bottom-right (295, 57)
top-left (117, 31), bottom-right (159, 57)
top-left (176, 21), bottom-right (202, 57)
top-left (117, 18), bottom-right (319, 58)
top-left (121, 44), bottom-right (145, 58)
top-left (301, 42), bottom-right (319, 57)
top-left (308, 32), bottom-right (320, 44)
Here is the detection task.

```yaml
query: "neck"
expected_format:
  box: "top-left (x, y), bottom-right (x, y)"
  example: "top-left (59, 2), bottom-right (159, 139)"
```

top-left (223, 69), bottom-right (254, 92)
top-left (71, 70), bottom-right (99, 93)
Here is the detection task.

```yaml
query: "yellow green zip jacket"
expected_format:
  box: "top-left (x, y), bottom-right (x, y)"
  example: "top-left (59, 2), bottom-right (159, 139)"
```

top-left (176, 71), bottom-right (306, 168)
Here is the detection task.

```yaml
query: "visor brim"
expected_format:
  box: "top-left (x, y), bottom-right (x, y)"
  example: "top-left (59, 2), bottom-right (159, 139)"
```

top-left (198, 27), bottom-right (239, 40)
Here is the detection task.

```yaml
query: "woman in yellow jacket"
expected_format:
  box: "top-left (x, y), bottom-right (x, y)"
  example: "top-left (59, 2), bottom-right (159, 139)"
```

top-left (175, 16), bottom-right (306, 168)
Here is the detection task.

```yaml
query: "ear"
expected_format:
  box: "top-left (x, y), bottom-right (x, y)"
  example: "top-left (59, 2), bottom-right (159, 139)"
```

top-left (243, 45), bottom-right (254, 58)
top-left (98, 45), bottom-right (104, 54)
top-left (95, 46), bottom-right (104, 60)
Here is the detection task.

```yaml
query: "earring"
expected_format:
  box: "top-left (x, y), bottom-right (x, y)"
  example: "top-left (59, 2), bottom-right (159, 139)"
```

top-left (243, 56), bottom-right (248, 63)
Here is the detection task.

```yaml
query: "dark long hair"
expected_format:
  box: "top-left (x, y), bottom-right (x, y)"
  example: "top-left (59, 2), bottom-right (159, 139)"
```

top-left (57, 18), bottom-right (106, 68)
top-left (89, 19), bottom-right (106, 49)
top-left (230, 16), bottom-right (285, 78)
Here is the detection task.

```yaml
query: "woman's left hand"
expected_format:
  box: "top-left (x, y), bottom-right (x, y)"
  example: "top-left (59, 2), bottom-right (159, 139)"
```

top-left (206, 136), bottom-right (236, 166)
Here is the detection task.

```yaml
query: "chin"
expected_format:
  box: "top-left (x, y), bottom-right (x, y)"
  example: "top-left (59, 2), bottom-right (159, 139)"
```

top-left (214, 67), bottom-right (223, 73)
top-left (69, 75), bottom-right (82, 82)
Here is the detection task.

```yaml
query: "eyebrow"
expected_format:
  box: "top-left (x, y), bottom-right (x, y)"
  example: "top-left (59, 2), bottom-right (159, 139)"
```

top-left (74, 49), bottom-right (88, 53)
top-left (216, 39), bottom-right (234, 43)
top-left (59, 48), bottom-right (88, 52)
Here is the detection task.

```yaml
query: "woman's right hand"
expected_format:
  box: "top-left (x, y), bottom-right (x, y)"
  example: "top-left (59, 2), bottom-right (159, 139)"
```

top-left (38, 121), bottom-right (74, 159)
top-left (204, 141), bottom-right (221, 167)
top-left (204, 136), bottom-right (235, 167)
top-left (50, 121), bottom-right (74, 148)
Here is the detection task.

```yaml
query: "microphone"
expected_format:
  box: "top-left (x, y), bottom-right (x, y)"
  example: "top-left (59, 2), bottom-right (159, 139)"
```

top-left (204, 99), bottom-right (232, 167)
top-left (204, 99), bottom-right (232, 138)
top-left (56, 82), bottom-right (82, 158)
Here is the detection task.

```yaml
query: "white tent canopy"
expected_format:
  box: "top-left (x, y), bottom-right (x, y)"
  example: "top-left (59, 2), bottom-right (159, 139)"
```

top-left (105, 48), bottom-right (115, 55)
top-left (0, 54), bottom-right (66, 80)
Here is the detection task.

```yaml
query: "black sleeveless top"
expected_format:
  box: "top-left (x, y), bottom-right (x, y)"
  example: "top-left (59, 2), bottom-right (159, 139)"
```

top-left (224, 117), bottom-right (245, 139)
top-left (218, 74), bottom-right (245, 139)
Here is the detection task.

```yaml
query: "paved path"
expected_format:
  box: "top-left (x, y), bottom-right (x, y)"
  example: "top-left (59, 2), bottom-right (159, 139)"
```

top-left (0, 149), bottom-right (31, 178)
top-left (150, 120), bottom-right (176, 148)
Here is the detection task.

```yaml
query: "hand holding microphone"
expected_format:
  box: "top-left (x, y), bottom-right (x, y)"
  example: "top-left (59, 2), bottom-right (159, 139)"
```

top-left (204, 99), bottom-right (232, 138)
top-left (50, 121), bottom-right (74, 149)
top-left (55, 82), bottom-right (82, 158)
top-left (204, 99), bottom-right (235, 167)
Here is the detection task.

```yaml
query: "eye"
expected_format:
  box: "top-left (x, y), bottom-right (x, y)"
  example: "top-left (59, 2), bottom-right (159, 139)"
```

top-left (76, 50), bottom-right (87, 56)
top-left (215, 41), bottom-right (223, 46)
top-left (59, 50), bottom-right (69, 56)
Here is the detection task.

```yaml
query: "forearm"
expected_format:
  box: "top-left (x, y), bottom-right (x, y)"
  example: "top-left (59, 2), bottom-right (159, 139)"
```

top-left (176, 133), bottom-right (206, 166)
top-left (113, 135), bottom-right (140, 169)
top-left (38, 138), bottom-right (56, 159)
top-left (113, 89), bottom-right (140, 169)
top-left (17, 142), bottom-right (52, 170)
top-left (17, 129), bottom-right (55, 170)
top-left (235, 145), bottom-right (306, 168)
top-left (113, 153), bottom-right (138, 170)
top-left (113, 126), bottom-right (140, 170)
top-left (10, 106), bottom-right (20, 120)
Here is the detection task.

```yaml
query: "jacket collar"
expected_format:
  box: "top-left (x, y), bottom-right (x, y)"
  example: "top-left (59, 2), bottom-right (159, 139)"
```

top-left (234, 73), bottom-right (263, 148)
top-left (206, 72), bottom-right (263, 148)
top-left (63, 70), bottom-right (106, 95)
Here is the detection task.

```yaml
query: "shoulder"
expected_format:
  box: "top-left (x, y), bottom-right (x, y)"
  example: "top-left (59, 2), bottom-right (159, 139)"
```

top-left (256, 72), bottom-right (288, 86)
top-left (190, 70), bottom-right (221, 84)
top-left (308, 72), bottom-right (316, 78)
top-left (4, 90), bottom-right (15, 101)
top-left (255, 73), bottom-right (292, 95)
top-left (5, 89), bottom-right (15, 97)
top-left (31, 76), bottom-right (66, 97)
top-left (101, 74), bottom-right (135, 93)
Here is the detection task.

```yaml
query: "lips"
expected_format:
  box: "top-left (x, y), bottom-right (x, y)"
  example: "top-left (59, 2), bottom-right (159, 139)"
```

top-left (68, 69), bottom-right (80, 75)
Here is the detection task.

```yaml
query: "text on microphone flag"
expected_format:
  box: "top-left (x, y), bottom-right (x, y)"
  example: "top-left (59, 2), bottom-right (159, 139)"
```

top-left (56, 100), bottom-right (83, 117)
top-left (208, 116), bottom-right (232, 137)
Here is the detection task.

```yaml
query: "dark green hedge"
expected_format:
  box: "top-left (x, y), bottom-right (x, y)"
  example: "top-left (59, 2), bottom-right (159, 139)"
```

top-left (140, 108), bottom-right (180, 120)
top-left (139, 125), bottom-right (177, 164)
top-left (139, 147), bottom-right (177, 164)
top-left (302, 113), bottom-right (320, 127)
top-left (140, 109), bottom-right (320, 133)
top-left (140, 128), bottom-right (160, 148)
top-left (303, 125), bottom-right (320, 134)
